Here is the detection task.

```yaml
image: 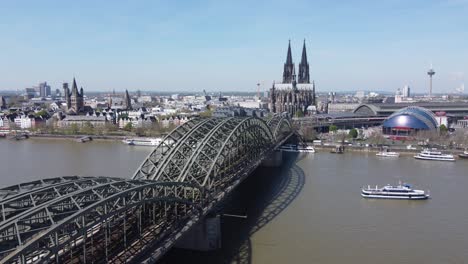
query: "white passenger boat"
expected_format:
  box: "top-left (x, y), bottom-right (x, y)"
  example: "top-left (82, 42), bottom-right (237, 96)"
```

top-left (459, 150), bottom-right (468, 159)
top-left (414, 149), bottom-right (455, 162)
top-left (361, 183), bottom-right (429, 200)
top-left (278, 144), bottom-right (315, 153)
top-left (376, 149), bottom-right (400, 157)
top-left (122, 137), bottom-right (162, 146)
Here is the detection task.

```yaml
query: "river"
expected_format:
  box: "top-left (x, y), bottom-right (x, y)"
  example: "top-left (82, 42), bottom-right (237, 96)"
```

top-left (1, 138), bottom-right (467, 263)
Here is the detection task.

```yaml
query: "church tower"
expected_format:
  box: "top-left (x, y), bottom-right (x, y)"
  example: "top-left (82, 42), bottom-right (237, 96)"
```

top-left (282, 40), bottom-right (295, 83)
top-left (124, 89), bottom-right (132, 110)
top-left (70, 78), bottom-right (84, 113)
top-left (298, 40), bottom-right (310, 84)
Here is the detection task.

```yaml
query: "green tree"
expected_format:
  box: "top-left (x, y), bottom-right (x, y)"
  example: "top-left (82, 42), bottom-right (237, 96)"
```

top-left (349, 128), bottom-right (358, 139)
top-left (439, 124), bottom-right (448, 135)
top-left (35, 110), bottom-right (49, 118)
top-left (329, 125), bottom-right (338, 133)
top-left (124, 122), bottom-right (133, 132)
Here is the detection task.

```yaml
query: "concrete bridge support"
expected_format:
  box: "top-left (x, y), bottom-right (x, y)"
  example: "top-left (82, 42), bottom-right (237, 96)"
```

top-left (175, 215), bottom-right (222, 251)
top-left (261, 151), bottom-right (283, 167)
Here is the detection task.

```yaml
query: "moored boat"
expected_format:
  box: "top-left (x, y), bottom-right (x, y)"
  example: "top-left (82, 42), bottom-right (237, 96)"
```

top-left (459, 151), bottom-right (468, 159)
top-left (414, 148), bottom-right (455, 162)
top-left (376, 148), bottom-right (400, 157)
top-left (278, 144), bottom-right (315, 153)
top-left (361, 183), bottom-right (429, 200)
top-left (122, 137), bottom-right (162, 146)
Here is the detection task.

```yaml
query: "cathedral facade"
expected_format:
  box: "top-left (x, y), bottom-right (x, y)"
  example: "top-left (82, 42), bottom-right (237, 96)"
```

top-left (269, 40), bottom-right (316, 117)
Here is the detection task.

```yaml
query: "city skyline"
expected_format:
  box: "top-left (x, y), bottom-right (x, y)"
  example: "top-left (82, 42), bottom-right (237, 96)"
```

top-left (0, 0), bottom-right (467, 93)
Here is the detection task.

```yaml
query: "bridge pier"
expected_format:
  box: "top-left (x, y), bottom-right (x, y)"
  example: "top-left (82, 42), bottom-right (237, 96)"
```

top-left (261, 150), bottom-right (283, 167)
top-left (175, 215), bottom-right (221, 251)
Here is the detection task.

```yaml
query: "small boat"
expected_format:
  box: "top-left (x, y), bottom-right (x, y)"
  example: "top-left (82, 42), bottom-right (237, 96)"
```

top-left (459, 151), bottom-right (468, 159)
top-left (376, 148), bottom-right (400, 157)
top-left (122, 137), bottom-right (162, 146)
top-left (9, 134), bottom-right (29, 140)
top-left (361, 183), bottom-right (429, 200)
top-left (76, 136), bottom-right (93, 143)
top-left (278, 144), bottom-right (315, 153)
top-left (414, 148), bottom-right (455, 162)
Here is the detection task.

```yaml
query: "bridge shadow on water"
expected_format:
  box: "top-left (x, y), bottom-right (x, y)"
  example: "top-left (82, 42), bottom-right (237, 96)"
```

top-left (160, 152), bottom-right (306, 264)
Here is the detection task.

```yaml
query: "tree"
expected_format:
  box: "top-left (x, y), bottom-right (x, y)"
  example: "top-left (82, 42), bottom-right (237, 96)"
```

top-left (199, 110), bottom-right (213, 117)
top-left (70, 124), bottom-right (79, 135)
top-left (349, 128), bottom-right (358, 139)
top-left (81, 121), bottom-right (94, 135)
top-left (368, 131), bottom-right (386, 146)
top-left (439, 124), bottom-right (448, 135)
top-left (329, 125), bottom-right (338, 133)
top-left (35, 110), bottom-right (49, 118)
top-left (124, 122), bottom-right (133, 132)
top-left (300, 126), bottom-right (317, 141)
top-left (135, 127), bottom-right (146, 136)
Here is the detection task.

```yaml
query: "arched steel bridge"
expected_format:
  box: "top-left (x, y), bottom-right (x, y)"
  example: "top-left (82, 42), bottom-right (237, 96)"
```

top-left (0, 114), bottom-right (293, 264)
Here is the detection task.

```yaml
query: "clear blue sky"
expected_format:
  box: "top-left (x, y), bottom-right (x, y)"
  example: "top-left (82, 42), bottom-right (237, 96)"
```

top-left (0, 0), bottom-right (467, 93)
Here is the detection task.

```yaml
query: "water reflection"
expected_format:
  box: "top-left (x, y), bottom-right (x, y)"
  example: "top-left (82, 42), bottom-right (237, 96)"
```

top-left (161, 153), bottom-right (306, 263)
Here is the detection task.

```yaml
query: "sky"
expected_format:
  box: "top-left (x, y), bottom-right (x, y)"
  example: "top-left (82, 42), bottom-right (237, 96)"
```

top-left (0, 0), bottom-right (467, 93)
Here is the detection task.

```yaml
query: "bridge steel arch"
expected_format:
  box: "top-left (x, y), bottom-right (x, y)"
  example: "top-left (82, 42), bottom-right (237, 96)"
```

top-left (0, 116), bottom-right (294, 264)
top-left (0, 179), bottom-right (208, 264)
top-left (132, 117), bottom-right (277, 187)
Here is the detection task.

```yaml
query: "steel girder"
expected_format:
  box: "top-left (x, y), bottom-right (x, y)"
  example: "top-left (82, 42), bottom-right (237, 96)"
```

top-left (267, 113), bottom-right (292, 141)
top-left (133, 118), bottom-right (208, 180)
top-left (0, 177), bottom-right (122, 223)
top-left (0, 179), bottom-right (207, 264)
top-left (132, 117), bottom-right (276, 189)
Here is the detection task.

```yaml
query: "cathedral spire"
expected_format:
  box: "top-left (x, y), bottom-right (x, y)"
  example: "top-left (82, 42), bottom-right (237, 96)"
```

top-left (286, 39), bottom-right (293, 65)
top-left (282, 40), bottom-right (295, 83)
top-left (298, 39), bottom-right (310, 83)
top-left (300, 39), bottom-right (307, 65)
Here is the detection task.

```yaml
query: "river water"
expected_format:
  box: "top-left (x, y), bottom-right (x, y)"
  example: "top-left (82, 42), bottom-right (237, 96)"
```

top-left (1, 138), bottom-right (468, 263)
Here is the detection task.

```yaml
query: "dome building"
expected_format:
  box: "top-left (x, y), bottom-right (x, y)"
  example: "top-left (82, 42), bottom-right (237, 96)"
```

top-left (382, 106), bottom-right (438, 136)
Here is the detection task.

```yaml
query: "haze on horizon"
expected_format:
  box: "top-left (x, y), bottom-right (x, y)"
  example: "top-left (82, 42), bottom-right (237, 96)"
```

top-left (0, 0), bottom-right (467, 94)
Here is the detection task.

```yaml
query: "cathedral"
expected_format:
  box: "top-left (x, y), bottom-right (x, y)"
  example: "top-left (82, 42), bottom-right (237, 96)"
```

top-left (269, 40), bottom-right (316, 117)
top-left (63, 78), bottom-right (85, 113)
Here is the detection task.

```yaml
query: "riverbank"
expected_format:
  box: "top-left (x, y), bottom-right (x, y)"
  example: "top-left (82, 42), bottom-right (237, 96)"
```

top-left (313, 144), bottom-right (467, 156)
top-left (28, 134), bottom-right (127, 142)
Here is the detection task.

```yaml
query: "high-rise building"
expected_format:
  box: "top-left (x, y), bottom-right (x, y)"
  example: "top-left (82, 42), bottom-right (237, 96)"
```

top-left (402, 85), bottom-right (411, 98)
top-left (39, 82), bottom-right (51, 97)
top-left (269, 40), bottom-right (316, 116)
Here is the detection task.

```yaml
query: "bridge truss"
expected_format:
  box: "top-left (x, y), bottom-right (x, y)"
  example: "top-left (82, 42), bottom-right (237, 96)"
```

top-left (0, 115), bottom-right (292, 264)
